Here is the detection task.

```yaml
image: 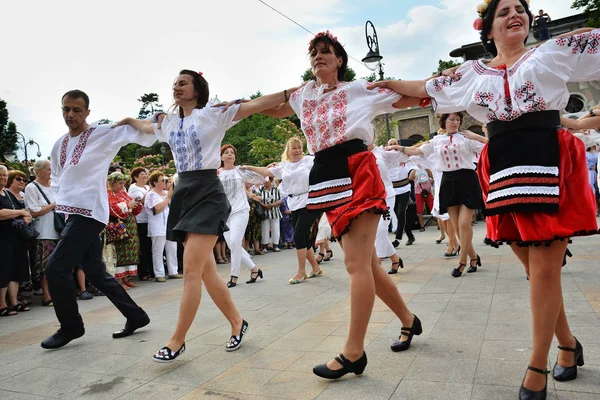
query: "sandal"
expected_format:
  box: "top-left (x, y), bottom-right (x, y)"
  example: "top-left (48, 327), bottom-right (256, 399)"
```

top-left (391, 314), bottom-right (422, 352)
top-left (124, 280), bottom-right (138, 288)
top-left (227, 276), bottom-right (238, 288)
top-left (216, 258), bottom-right (226, 264)
top-left (316, 253), bottom-right (325, 264)
top-left (0, 307), bottom-right (18, 316)
top-left (79, 291), bottom-right (94, 300)
top-left (388, 259), bottom-right (404, 274)
top-left (153, 344), bottom-right (186, 363)
top-left (41, 299), bottom-right (54, 307)
top-left (12, 303), bottom-right (30, 312)
top-left (435, 234), bottom-right (446, 244)
top-left (140, 275), bottom-right (152, 281)
top-left (324, 249), bottom-right (333, 261)
top-left (307, 269), bottom-right (323, 278)
top-left (226, 320), bottom-right (249, 352)
top-left (289, 274), bottom-right (308, 284)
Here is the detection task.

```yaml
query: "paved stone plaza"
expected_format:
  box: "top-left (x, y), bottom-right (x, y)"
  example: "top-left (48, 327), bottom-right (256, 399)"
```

top-left (1, 224), bottom-right (599, 399)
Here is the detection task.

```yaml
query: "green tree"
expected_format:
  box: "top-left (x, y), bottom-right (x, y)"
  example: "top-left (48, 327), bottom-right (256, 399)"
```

top-left (98, 118), bottom-right (112, 125)
top-left (137, 93), bottom-right (164, 120)
top-left (434, 59), bottom-right (462, 75)
top-left (572, 0), bottom-right (600, 27)
top-left (361, 72), bottom-right (396, 82)
top-left (248, 120), bottom-right (305, 166)
top-left (0, 99), bottom-right (18, 160)
top-left (302, 67), bottom-right (357, 82)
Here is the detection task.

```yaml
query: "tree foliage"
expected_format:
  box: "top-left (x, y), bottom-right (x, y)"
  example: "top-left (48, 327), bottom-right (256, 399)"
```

top-left (572, 0), bottom-right (600, 27)
top-left (434, 59), bottom-right (462, 75)
top-left (361, 72), bottom-right (396, 82)
top-left (0, 98), bottom-right (19, 161)
top-left (249, 120), bottom-right (305, 166)
top-left (133, 154), bottom-right (177, 176)
top-left (302, 67), bottom-right (357, 82)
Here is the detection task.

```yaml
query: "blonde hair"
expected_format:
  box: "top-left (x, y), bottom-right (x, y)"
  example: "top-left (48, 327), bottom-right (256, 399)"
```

top-left (282, 137), bottom-right (304, 162)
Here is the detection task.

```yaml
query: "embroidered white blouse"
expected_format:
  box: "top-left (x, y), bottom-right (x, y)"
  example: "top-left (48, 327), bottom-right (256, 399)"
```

top-left (218, 167), bottom-right (264, 214)
top-left (425, 29), bottom-right (600, 122)
top-left (289, 80), bottom-right (401, 154)
top-left (127, 184), bottom-right (149, 223)
top-left (419, 133), bottom-right (486, 172)
top-left (269, 156), bottom-right (314, 212)
top-left (51, 124), bottom-right (156, 224)
top-left (372, 147), bottom-right (409, 199)
top-left (144, 190), bottom-right (169, 237)
top-left (153, 104), bottom-right (240, 172)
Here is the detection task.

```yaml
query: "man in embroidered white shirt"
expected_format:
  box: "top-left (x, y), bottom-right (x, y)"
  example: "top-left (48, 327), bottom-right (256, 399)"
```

top-left (41, 90), bottom-right (156, 349)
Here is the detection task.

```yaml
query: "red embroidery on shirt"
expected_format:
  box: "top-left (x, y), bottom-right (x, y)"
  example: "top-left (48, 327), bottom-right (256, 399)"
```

top-left (60, 136), bottom-right (69, 168)
top-left (432, 73), bottom-right (463, 92)
top-left (331, 91), bottom-right (347, 146)
top-left (56, 204), bottom-right (92, 216)
top-left (70, 127), bottom-right (96, 166)
top-left (302, 100), bottom-right (318, 152)
top-left (555, 32), bottom-right (600, 55)
top-left (377, 87), bottom-right (394, 95)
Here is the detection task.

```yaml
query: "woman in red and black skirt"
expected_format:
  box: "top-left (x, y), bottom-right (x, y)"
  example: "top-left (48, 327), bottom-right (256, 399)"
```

top-left (241, 31), bottom-right (424, 379)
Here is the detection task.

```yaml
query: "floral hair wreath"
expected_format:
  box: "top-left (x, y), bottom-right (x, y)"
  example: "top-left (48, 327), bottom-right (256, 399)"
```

top-left (473, 0), bottom-right (530, 31)
top-left (308, 30), bottom-right (338, 51)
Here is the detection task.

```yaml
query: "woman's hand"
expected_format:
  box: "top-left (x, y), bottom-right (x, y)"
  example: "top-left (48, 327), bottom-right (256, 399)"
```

top-left (21, 209), bottom-right (32, 219)
top-left (213, 98), bottom-right (250, 112)
top-left (366, 81), bottom-right (390, 91)
top-left (23, 216), bottom-right (32, 224)
top-left (461, 130), bottom-right (479, 140)
top-left (127, 200), bottom-right (138, 209)
top-left (114, 117), bottom-right (134, 127)
top-left (167, 187), bottom-right (173, 199)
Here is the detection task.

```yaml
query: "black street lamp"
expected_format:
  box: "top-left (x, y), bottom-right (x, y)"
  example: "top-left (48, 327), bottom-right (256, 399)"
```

top-left (362, 20), bottom-right (392, 141)
top-left (2, 131), bottom-right (42, 178)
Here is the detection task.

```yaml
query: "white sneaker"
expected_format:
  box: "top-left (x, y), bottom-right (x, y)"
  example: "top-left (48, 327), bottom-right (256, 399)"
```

top-left (273, 247), bottom-right (281, 252)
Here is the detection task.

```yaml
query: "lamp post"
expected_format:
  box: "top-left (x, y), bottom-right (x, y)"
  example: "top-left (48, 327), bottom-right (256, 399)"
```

top-left (362, 20), bottom-right (391, 141)
top-left (160, 144), bottom-right (167, 166)
top-left (2, 131), bottom-right (42, 178)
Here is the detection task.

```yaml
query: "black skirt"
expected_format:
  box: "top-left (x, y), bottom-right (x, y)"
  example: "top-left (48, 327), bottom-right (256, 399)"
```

top-left (439, 169), bottom-right (483, 214)
top-left (167, 169), bottom-right (231, 243)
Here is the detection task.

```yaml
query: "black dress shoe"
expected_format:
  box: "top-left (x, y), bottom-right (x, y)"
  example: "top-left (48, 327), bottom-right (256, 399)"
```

top-left (405, 237), bottom-right (415, 246)
top-left (113, 313), bottom-right (150, 339)
top-left (467, 255), bottom-right (481, 273)
top-left (451, 263), bottom-right (466, 277)
top-left (519, 365), bottom-right (548, 400)
top-left (391, 314), bottom-right (422, 352)
top-left (392, 240), bottom-right (400, 248)
top-left (553, 337), bottom-right (584, 382)
top-left (41, 328), bottom-right (85, 349)
top-left (313, 352), bottom-right (367, 379)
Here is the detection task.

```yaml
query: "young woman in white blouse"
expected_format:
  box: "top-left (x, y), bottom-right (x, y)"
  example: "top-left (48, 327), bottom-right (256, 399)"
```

top-left (370, 0), bottom-right (600, 396)
top-left (144, 171), bottom-right (181, 282)
top-left (128, 167), bottom-right (153, 281)
top-left (219, 144), bottom-right (263, 288)
top-left (389, 113), bottom-right (487, 277)
top-left (118, 69), bottom-right (302, 362)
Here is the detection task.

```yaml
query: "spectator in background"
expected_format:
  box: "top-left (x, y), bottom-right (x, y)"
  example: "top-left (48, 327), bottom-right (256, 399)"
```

top-left (410, 165), bottom-right (434, 232)
top-left (244, 183), bottom-right (264, 256)
top-left (0, 168), bottom-right (32, 315)
top-left (279, 196), bottom-right (294, 249)
top-left (24, 160), bottom-right (58, 306)
top-left (534, 9), bottom-right (551, 41)
top-left (259, 177), bottom-right (282, 252)
top-left (128, 167), bottom-right (153, 281)
top-left (107, 172), bottom-right (142, 289)
top-left (145, 171), bottom-right (181, 282)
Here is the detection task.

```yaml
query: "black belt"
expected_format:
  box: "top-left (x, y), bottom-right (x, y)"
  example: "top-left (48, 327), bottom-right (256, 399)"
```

top-left (487, 110), bottom-right (560, 139)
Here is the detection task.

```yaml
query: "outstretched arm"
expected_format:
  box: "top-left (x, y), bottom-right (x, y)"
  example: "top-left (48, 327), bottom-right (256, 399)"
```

top-left (234, 84), bottom-right (304, 121)
top-left (368, 80), bottom-right (428, 99)
top-left (260, 102), bottom-right (296, 118)
top-left (114, 118), bottom-right (155, 135)
top-left (561, 115), bottom-right (600, 130)
top-left (240, 165), bottom-right (275, 178)
top-left (385, 144), bottom-right (424, 156)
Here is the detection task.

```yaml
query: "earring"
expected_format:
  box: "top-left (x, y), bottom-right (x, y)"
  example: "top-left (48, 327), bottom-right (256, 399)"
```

top-left (487, 37), bottom-right (493, 44)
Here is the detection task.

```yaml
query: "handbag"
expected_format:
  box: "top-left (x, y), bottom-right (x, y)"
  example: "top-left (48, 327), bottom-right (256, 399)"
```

top-left (254, 201), bottom-right (268, 221)
top-left (105, 218), bottom-right (130, 244)
top-left (4, 189), bottom-right (39, 240)
top-left (32, 182), bottom-right (66, 232)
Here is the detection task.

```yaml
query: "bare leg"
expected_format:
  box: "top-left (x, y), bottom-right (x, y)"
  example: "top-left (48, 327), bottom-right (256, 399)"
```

top-left (77, 269), bottom-right (87, 292)
top-left (457, 206), bottom-right (476, 262)
top-left (6, 281), bottom-right (19, 306)
top-left (447, 206), bottom-right (465, 267)
top-left (0, 287), bottom-right (8, 309)
top-left (417, 214), bottom-right (424, 229)
top-left (165, 233), bottom-right (217, 351)
top-left (437, 218), bottom-right (446, 242)
top-left (41, 278), bottom-right (51, 302)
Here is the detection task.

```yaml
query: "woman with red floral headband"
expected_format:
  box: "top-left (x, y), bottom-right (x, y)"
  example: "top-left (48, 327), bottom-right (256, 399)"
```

top-left (370, 0), bottom-right (600, 397)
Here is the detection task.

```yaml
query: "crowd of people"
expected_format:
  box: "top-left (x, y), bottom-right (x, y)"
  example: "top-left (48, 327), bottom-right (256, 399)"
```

top-left (2, 0), bottom-right (600, 398)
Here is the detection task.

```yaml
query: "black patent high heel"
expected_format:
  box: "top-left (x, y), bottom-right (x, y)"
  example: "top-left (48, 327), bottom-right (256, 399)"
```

top-left (553, 337), bottom-right (584, 382)
top-left (313, 352), bottom-right (367, 379)
top-left (227, 276), bottom-right (237, 288)
top-left (562, 248), bottom-right (573, 267)
top-left (451, 262), bottom-right (466, 277)
top-left (391, 314), bottom-right (422, 352)
top-left (324, 249), bottom-right (333, 261)
top-left (467, 255), bottom-right (481, 273)
top-left (316, 253), bottom-right (325, 264)
top-left (388, 258), bottom-right (404, 274)
top-left (519, 366), bottom-right (548, 400)
top-left (444, 245), bottom-right (461, 257)
top-left (246, 269), bottom-right (263, 284)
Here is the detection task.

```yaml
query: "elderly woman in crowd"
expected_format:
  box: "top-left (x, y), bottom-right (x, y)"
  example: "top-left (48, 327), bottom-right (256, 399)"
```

top-left (259, 177), bottom-right (282, 252)
top-left (145, 171), bottom-right (182, 282)
top-left (0, 167), bottom-right (32, 316)
top-left (107, 172), bottom-right (142, 289)
top-left (128, 167), bottom-right (153, 281)
top-left (24, 160), bottom-right (58, 306)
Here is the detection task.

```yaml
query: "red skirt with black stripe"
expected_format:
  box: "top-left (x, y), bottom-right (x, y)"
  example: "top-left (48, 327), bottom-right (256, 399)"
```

top-left (477, 128), bottom-right (598, 246)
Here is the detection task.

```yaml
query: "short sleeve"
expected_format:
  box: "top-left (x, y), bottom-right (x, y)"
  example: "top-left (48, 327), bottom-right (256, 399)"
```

top-left (381, 148), bottom-right (409, 168)
top-left (419, 141), bottom-right (434, 157)
top-left (358, 80), bottom-right (402, 117)
top-left (108, 125), bottom-right (157, 152)
top-left (205, 104), bottom-right (241, 130)
top-left (544, 30), bottom-right (600, 82)
top-left (424, 62), bottom-right (476, 114)
top-left (23, 185), bottom-right (43, 212)
top-left (269, 163), bottom-right (284, 179)
top-left (145, 192), bottom-right (161, 210)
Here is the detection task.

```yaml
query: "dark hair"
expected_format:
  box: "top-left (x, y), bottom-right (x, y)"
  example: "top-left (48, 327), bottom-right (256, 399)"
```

top-left (130, 167), bottom-right (147, 183)
top-left (7, 170), bottom-right (27, 187)
top-left (439, 112), bottom-right (463, 130)
top-left (480, 0), bottom-right (533, 56)
top-left (108, 165), bottom-right (122, 175)
top-left (62, 89), bottom-right (90, 110)
top-left (308, 36), bottom-right (348, 81)
top-left (220, 144), bottom-right (238, 167)
top-left (177, 70), bottom-right (209, 113)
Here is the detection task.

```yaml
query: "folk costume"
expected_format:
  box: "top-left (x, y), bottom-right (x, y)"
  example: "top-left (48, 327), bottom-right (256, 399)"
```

top-left (425, 29), bottom-right (600, 246)
top-left (108, 188), bottom-right (142, 279)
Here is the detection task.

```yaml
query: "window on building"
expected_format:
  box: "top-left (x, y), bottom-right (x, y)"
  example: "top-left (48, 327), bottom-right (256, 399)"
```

top-left (565, 94), bottom-right (586, 113)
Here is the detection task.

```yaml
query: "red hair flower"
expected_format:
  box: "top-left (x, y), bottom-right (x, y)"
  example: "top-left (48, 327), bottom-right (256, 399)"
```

top-left (198, 71), bottom-right (203, 76)
top-left (473, 17), bottom-right (484, 31)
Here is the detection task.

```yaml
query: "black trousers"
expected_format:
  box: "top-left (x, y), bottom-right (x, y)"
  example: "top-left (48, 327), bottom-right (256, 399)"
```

top-left (291, 207), bottom-right (320, 250)
top-left (394, 192), bottom-right (415, 241)
top-left (136, 223), bottom-right (153, 278)
top-left (46, 215), bottom-right (145, 332)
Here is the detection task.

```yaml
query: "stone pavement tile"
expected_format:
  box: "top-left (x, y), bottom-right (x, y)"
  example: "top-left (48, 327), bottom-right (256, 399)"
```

top-left (51, 350), bottom-right (145, 375)
top-left (480, 340), bottom-right (532, 362)
top-left (428, 322), bottom-right (487, 341)
top-left (419, 282), bottom-right (459, 294)
top-left (485, 324), bottom-right (532, 341)
top-left (445, 300), bottom-right (492, 313)
top-left (474, 359), bottom-right (531, 387)
top-left (311, 335), bottom-right (376, 353)
top-left (417, 337), bottom-right (483, 359)
top-left (291, 321), bottom-right (345, 336)
top-left (562, 292), bottom-right (589, 301)
top-left (62, 376), bottom-right (147, 400)
top-left (201, 366), bottom-right (280, 394)
top-left (0, 390), bottom-right (53, 400)
top-left (437, 311), bottom-right (490, 325)
top-left (182, 388), bottom-right (278, 400)
top-left (117, 382), bottom-right (196, 400)
top-left (564, 313), bottom-right (600, 327)
top-left (390, 380), bottom-right (472, 400)
top-left (488, 308), bottom-right (532, 326)
top-left (113, 357), bottom-right (190, 381)
top-left (285, 351), bottom-right (340, 372)
top-left (331, 322), bottom-right (389, 337)
top-left (0, 345), bottom-right (84, 381)
top-left (471, 384), bottom-right (558, 400)
top-left (403, 355), bottom-right (478, 383)
top-left (549, 343), bottom-right (600, 366)
top-left (454, 283), bottom-right (496, 294)
top-left (256, 370), bottom-right (329, 399)
top-left (267, 333), bottom-right (328, 351)
top-left (494, 283), bottom-right (531, 293)
top-left (570, 326), bottom-right (600, 344)
top-left (237, 348), bottom-right (305, 370)
top-left (564, 301), bottom-right (596, 314)
top-left (556, 391), bottom-right (600, 399)
top-left (0, 322), bottom-right (59, 346)
top-left (451, 293), bottom-right (493, 303)
top-left (553, 364), bottom-right (600, 394)
top-left (0, 366), bottom-right (106, 397)
top-left (410, 293), bottom-right (454, 302)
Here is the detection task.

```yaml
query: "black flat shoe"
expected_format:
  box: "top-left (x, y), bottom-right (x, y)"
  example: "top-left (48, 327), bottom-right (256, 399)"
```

top-left (519, 365), bottom-right (548, 400)
top-left (41, 328), bottom-right (85, 349)
top-left (226, 319), bottom-right (248, 352)
top-left (391, 314), bottom-right (422, 352)
top-left (451, 262), bottom-right (466, 278)
top-left (246, 269), bottom-right (263, 284)
top-left (227, 276), bottom-right (237, 288)
top-left (392, 240), bottom-right (399, 248)
top-left (388, 259), bottom-right (404, 274)
top-left (313, 352), bottom-right (367, 379)
top-left (444, 245), bottom-right (461, 257)
top-left (467, 255), bottom-right (481, 273)
top-left (553, 337), bottom-right (584, 382)
top-left (405, 237), bottom-right (415, 246)
top-left (113, 312), bottom-right (150, 338)
top-left (153, 343), bottom-right (185, 363)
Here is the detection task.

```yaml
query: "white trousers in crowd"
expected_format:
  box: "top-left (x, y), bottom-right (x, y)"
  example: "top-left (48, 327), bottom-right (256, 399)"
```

top-left (261, 218), bottom-right (281, 246)
top-left (376, 196), bottom-right (397, 259)
top-left (224, 209), bottom-right (255, 277)
top-left (151, 236), bottom-right (178, 278)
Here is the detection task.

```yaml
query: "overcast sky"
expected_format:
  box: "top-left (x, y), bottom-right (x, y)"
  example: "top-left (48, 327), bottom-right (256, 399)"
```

top-left (0, 0), bottom-right (577, 159)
